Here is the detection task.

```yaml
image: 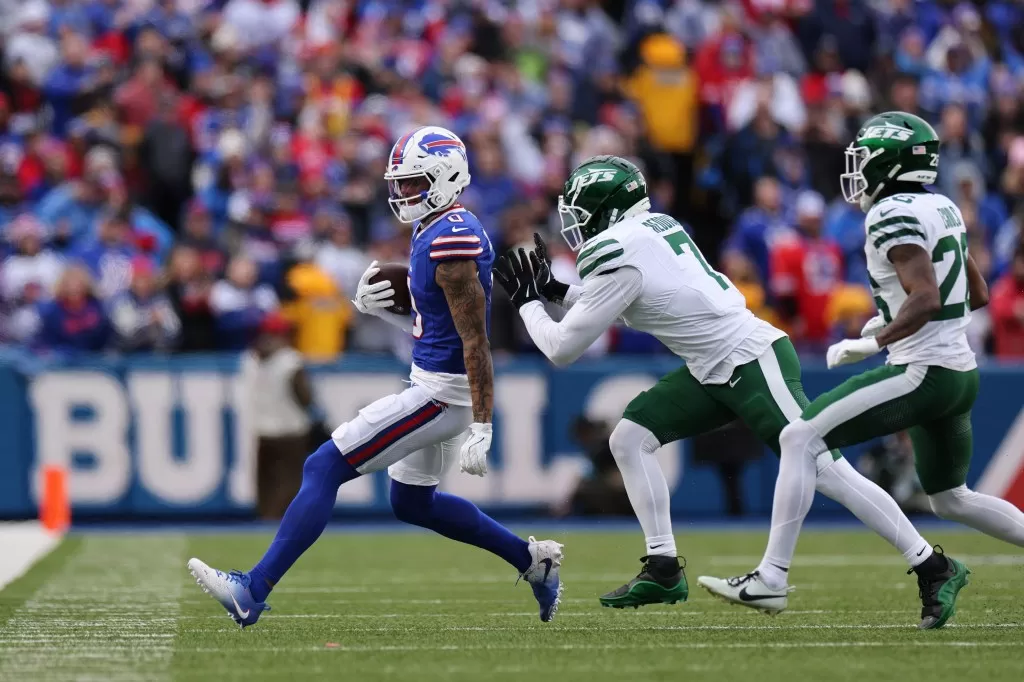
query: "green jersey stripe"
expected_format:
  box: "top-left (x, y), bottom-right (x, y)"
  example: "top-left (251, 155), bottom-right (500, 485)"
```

top-left (873, 227), bottom-right (926, 249)
top-left (579, 249), bottom-right (624, 278)
top-left (577, 238), bottom-right (619, 263)
top-left (867, 215), bottom-right (922, 233)
top-left (577, 243), bottom-right (623, 273)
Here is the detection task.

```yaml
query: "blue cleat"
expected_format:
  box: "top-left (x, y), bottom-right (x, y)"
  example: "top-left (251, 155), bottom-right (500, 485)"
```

top-left (520, 536), bottom-right (564, 622)
top-left (187, 558), bottom-right (270, 629)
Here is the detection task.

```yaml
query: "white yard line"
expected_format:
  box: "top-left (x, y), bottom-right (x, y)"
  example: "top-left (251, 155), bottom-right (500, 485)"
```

top-left (158, 640), bottom-right (1024, 655)
top-left (708, 554), bottom-right (1024, 567)
top-left (0, 535), bottom-right (186, 682)
top-left (176, 609), bottom-right (987, 620)
top-left (176, 615), bottom-right (1024, 631)
top-left (0, 522), bottom-right (62, 591)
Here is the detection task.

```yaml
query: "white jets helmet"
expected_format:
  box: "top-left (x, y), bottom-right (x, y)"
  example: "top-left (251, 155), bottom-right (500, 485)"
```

top-left (384, 126), bottom-right (471, 223)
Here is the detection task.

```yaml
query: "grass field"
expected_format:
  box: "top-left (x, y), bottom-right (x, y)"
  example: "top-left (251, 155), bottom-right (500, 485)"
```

top-left (0, 526), bottom-right (1021, 681)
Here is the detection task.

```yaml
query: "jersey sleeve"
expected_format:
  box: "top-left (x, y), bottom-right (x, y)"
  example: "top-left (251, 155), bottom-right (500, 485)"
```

top-left (428, 214), bottom-right (488, 262)
top-left (519, 266), bottom-right (642, 367)
top-left (865, 204), bottom-right (928, 259)
top-left (575, 237), bottom-right (626, 280)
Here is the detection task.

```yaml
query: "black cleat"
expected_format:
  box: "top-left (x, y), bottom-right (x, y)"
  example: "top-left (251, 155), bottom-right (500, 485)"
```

top-left (910, 545), bottom-right (971, 630)
top-left (599, 556), bottom-right (688, 609)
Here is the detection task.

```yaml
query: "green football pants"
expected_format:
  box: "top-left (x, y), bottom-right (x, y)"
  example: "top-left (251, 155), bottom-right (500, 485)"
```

top-left (802, 364), bottom-right (979, 494)
top-left (623, 337), bottom-right (842, 461)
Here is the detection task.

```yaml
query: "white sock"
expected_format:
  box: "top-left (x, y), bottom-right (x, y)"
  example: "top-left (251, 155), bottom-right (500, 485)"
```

top-left (814, 457), bottom-right (932, 567)
top-left (645, 534), bottom-right (677, 557)
top-left (757, 419), bottom-right (821, 589)
top-left (609, 419), bottom-right (677, 558)
top-left (929, 485), bottom-right (1024, 547)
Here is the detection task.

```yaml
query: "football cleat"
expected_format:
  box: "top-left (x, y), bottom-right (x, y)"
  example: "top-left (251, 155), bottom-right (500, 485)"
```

top-left (911, 546), bottom-right (970, 630)
top-left (520, 536), bottom-right (564, 622)
top-left (697, 571), bottom-right (793, 614)
top-left (187, 558), bottom-right (270, 629)
top-left (600, 555), bottom-right (688, 609)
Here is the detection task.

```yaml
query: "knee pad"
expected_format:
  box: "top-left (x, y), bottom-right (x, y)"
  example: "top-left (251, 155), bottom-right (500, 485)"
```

top-left (389, 479), bottom-right (436, 524)
top-left (928, 485), bottom-right (972, 519)
top-left (779, 420), bottom-right (825, 461)
top-left (609, 419), bottom-right (660, 463)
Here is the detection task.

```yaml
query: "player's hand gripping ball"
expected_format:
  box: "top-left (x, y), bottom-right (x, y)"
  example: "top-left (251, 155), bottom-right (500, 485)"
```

top-left (353, 260), bottom-right (412, 316)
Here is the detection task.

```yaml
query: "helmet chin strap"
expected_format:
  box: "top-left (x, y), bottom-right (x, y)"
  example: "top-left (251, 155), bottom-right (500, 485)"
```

top-left (860, 162), bottom-right (903, 212)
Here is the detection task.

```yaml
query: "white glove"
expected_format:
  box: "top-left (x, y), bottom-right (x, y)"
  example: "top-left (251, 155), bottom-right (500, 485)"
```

top-left (352, 261), bottom-right (395, 315)
top-left (826, 337), bottom-right (881, 369)
top-left (860, 314), bottom-right (886, 338)
top-left (459, 422), bottom-right (492, 477)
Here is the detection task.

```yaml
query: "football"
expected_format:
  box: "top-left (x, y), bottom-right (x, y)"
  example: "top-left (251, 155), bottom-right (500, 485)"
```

top-left (369, 262), bottom-right (412, 315)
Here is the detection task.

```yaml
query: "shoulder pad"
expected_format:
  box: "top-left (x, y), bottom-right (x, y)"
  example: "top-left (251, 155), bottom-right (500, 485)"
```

top-left (868, 196), bottom-right (925, 233)
top-left (428, 210), bottom-right (487, 261)
top-left (865, 200), bottom-right (925, 250)
top-left (576, 237), bottom-right (625, 279)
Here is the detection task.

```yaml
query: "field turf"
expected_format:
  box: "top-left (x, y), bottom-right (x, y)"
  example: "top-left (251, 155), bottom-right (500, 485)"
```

top-left (0, 527), bottom-right (1021, 681)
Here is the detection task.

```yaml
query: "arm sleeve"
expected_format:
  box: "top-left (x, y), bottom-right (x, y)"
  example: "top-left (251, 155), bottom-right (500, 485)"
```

top-left (518, 267), bottom-right (643, 367)
top-left (562, 284), bottom-right (583, 309)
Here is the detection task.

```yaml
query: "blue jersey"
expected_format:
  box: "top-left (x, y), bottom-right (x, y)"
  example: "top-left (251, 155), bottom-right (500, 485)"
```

top-left (409, 205), bottom-right (494, 375)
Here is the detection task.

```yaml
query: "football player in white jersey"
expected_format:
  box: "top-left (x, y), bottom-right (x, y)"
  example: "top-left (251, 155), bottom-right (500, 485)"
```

top-left (701, 112), bottom-right (1024, 629)
top-left (494, 154), bottom-right (962, 626)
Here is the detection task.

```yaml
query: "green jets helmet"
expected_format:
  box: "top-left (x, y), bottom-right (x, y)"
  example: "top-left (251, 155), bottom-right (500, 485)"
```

top-left (841, 111), bottom-right (940, 211)
top-left (558, 155), bottom-right (651, 251)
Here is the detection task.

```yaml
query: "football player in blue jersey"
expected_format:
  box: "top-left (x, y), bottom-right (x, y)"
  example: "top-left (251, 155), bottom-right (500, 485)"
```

top-left (188, 126), bottom-right (564, 627)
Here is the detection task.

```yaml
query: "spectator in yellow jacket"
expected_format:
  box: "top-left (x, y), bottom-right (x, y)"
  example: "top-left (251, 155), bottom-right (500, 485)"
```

top-left (281, 255), bottom-right (352, 362)
top-left (721, 251), bottom-right (779, 329)
top-left (623, 32), bottom-right (699, 222)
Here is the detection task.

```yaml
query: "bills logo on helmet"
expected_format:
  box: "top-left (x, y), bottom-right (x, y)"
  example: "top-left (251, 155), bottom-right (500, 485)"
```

top-left (859, 124), bottom-right (914, 141)
top-left (418, 132), bottom-right (467, 161)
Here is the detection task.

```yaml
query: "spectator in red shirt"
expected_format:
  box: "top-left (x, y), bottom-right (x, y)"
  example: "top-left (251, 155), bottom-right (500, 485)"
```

top-left (990, 242), bottom-right (1024, 359)
top-left (770, 189), bottom-right (844, 350)
top-left (694, 9), bottom-right (755, 132)
top-left (115, 58), bottom-right (176, 128)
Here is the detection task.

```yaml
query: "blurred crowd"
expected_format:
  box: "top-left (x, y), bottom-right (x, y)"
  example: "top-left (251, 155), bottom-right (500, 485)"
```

top-left (1, 0), bottom-right (1024, 363)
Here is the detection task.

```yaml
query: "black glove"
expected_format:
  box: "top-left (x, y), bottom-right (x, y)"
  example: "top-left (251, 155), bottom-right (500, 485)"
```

top-left (494, 248), bottom-right (541, 309)
top-left (529, 232), bottom-right (570, 303)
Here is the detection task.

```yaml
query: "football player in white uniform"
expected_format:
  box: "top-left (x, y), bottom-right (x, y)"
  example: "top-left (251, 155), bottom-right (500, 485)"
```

top-left (702, 112), bottom-right (1024, 629)
top-left (494, 155), bottom-right (962, 626)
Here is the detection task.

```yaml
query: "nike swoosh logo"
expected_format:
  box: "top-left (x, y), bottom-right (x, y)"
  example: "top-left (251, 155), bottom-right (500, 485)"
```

top-left (879, 208), bottom-right (897, 218)
top-left (231, 594), bottom-right (250, 619)
top-left (649, 543), bottom-right (665, 550)
top-left (917, 547), bottom-right (927, 557)
top-left (451, 227), bottom-right (469, 232)
top-left (539, 558), bottom-right (553, 582)
top-left (738, 586), bottom-right (779, 602)
top-left (729, 376), bottom-right (742, 388)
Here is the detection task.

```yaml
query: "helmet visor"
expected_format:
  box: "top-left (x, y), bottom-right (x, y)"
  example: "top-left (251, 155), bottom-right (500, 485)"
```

top-left (385, 171), bottom-right (433, 221)
top-left (387, 173), bottom-right (430, 204)
top-left (841, 143), bottom-right (870, 205)
top-left (557, 195), bottom-right (591, 252)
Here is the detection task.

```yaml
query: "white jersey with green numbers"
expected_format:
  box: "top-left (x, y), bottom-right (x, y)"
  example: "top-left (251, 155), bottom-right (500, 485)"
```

top-left (864, 192), bottom-right (976, 371)
top-left (574, 211), bottom-right (782, 383)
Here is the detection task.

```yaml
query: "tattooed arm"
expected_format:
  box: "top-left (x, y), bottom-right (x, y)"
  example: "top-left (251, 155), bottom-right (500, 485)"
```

top-left (436, 260), bottom-right (493, 423)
